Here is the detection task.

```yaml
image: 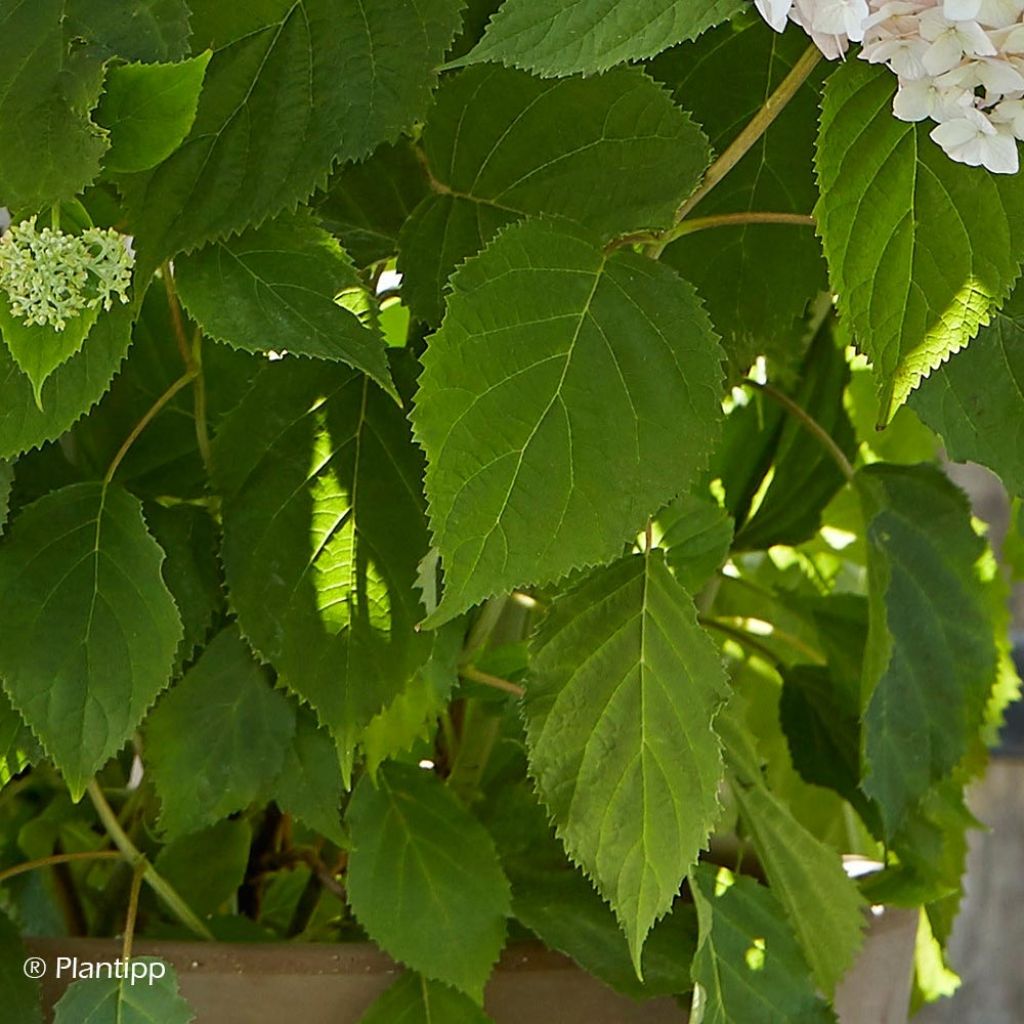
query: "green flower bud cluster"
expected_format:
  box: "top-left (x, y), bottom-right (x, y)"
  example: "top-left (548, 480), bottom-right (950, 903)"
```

top-left (0, 217), bottom-right (134, 332)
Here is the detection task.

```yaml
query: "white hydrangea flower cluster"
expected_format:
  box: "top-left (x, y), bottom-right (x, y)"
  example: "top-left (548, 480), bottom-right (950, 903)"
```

top-left (0, 217), bottom-right (134, 332)
top-left (754, 0), bottom-right (1024, 173)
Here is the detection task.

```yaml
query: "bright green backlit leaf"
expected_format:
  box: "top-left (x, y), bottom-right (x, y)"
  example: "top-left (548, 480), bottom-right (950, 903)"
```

top-left (214, 358), bottom-right (432, 770)
top-left (816, 61), bottom-right (1024, 424)
top-left (175, 211), bottom-right (394, 394)
top-left (145, 627), bottom-right (296, 837)
top-left (911, 288), bottom-right (1024, 495)
top-left (96, 53), bottom-right (211, 174)
top-left (0, 482), bottom-right (181, 799)
top-left (414, 218), bottom-right (724, 624)
top-left (857, 463), bottom-right (998, 835)
top-left (346, 763), bottom-right (511, 1000)
top-left (458, 0), bottom-right (742, 76)
top-left (656, 493), bottom-right (734, 594)
top-left (525, 551), bottom-right (728, 975)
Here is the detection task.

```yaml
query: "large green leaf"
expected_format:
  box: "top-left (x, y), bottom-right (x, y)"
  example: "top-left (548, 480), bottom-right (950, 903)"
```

top-left (689, 864), bottom-right (836, 1024)
top-left (360, 973), bottom-right (494, 1024)
top-left (214, 357), bottom-right (432, 770)
top-left (120, 0), bottom-right (463, 271)
top-left (721, 705), bottom-right (866, 996)
top-left (856, 463), bottom-right (998, 834)
top-left (730, 780), bottom-right (865, 996)
top-left (413, 217), bottom-right (724, 624)
top-left (0, 482), bottom-right (181, 799)
top-left (145, 627), bottom-right (296, 837)
top-left (457, 0), bottom-right (742, 76)
top-left (656, 493), bottom-right (734, 594)
top-left (911, 288), bottom-right (1024, 495)
top-left (816, 61), bottom-right (1024, 424)
top-left (0, 0), bottom-right (108, 212)
top-left (66, 0), bottom-right (191, 62)
top-left (525, 550), bottom-right (728, 974)
top-left (53, 960), bottom-right (193, 1024)
top-left (0, 910), bottom-right (41, 1024)
top-left (0, 298), bottom-right (136, 461)
top-left (401, 64), bottom-right (710, 322)
top-left (346, 763), bottom-right (511, 1000)
top-left (175, 210), bottom-right (394, 393)
top-left (95, 54), bottom-right (211, 174)
top-left (655, 19), bottom-right (827, 377)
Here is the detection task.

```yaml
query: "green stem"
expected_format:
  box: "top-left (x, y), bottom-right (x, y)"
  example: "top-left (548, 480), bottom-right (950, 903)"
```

top-left (86, 781), bottom-right (213, 940)
top-left (190, 329), bottom-right (213, 476)
top-left (122, 862), bottom-right (145, 961)
top-left (447, 700), bottom-right (501, 805)
top-left (460, 665), bottom-right (525, 698)
top-left (699, 616), bottom-right (782, 666)
top-left (103, 369), bottom-right (197, 486)
top-left (460, 597), bottom-right (509, 666)
top-left (744, 378), bottom-right (855, 483)
top-left (663, 211), bottom-right (815, 243)
top-left (676, 45), bottom-right (821, 222)
top-left (0, 850), bottom-right (121, 886)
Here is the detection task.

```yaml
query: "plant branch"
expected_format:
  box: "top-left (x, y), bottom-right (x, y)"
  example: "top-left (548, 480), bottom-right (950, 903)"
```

top-left (699, 616), bottom-right (782, 665)
top-left (673, 45), bottom-right (822, 227)
top-left (122, 862), bottom-right (145, 961)
top-left (744, 379), bottom-right (855, 482)
top-left (103, 370), bottom-right (197, 486)
top-left (86, 781), bottom-right (214, 940)
top-left (162, 266), bottom-right (195, 371)
top-left (665, 211), bottom-right (816, 241)
top-left (0, 850), bottom-right (121, 886)
top-left (460, 665), bottom-right (525, 698)
top-left (190, 328), bottom-right (213, 476)
top-left (460, 597), bottom-right (509, 666)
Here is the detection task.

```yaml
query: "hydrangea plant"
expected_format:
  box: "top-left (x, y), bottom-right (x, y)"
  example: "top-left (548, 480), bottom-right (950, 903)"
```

top-left (0, 1), bottom-right (1020, 1022)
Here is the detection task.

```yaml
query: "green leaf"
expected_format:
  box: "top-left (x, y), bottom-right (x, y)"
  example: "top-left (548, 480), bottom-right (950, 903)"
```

top-left (457, 0), bottom-right (742, 76)
top-left (143, 503), bottom-right (222, 670)
top-left (911, 288), bottom-right (1024, 495)
top-left (175, 210), bottom-right (394, 394)
top-left (96, 54), bottom-right (211, 174)
top-left (0, 298), bottom-right (136, 461)
top-left (346, 763), bottom-right (511, 1000)
top-left (734, 326), bottom-right (855, 550)
top-left (145, 627), bottom-right (296, 837)
top-left (53, 959), bottom-right (193, 1024)
top-left (400, 65), bottom-right (709, 324)
top-left (729, 774), bottom-right (865, 995)
top-left (362, 623), bottom-right (462, 777)
top-left (154, 819), bottom-right (252, 917)
top-left (0, 294), bottom-right (101, 409)
top-left (487, 782), bottom-right (696, 1000)
top-left (413, 217), bottom-right (724, 624)
top-left (214, 358), bottom-right (431, 770)
top-left (816, 61), bottom-right (1024, 424)
top-left (856, 463), bottom-right (998, 834)
top-left (655, 18), bottom-right (827, 377)
top-left (360, 973), bottom-right (494, 1024)
top-left (271, 708), bottom-right (346, 845)
top-left (656, 494), bottom-right (734, 593)
top-left (0, 482), bottom-right (181, 799)
top-left (314, 141), bottom-right (430, 268)
top-left (689, 864), bottom-right (836, 1024)
top-left (120, 0), bottom-right (463, 271)
top-left (0, 0), bottom-right (108, 212)
top-left (66, 0), bottom-right (191, 63)
top-left (525, 550), bottom-right (728, 974)
top-left (0, 687), bottom-right (41, 788)
top-left (0, 460), bottom-right (12, 534)
top-left (0, 910), bottom-right (42, 1024)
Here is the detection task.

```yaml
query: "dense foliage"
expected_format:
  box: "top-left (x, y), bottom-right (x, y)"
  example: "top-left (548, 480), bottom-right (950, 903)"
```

top-left (0, 0), bottom-right (1020, 1021)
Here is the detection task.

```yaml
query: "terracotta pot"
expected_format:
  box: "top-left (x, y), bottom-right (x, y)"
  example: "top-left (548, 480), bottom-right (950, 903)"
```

top-left (25, 907), bottom-right (917, 1024)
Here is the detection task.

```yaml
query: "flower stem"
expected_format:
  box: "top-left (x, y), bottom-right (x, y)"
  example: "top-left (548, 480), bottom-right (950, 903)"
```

top-left (744, 378), bottom-right (855, 483)
top-left (86, 781), bottom-right (214, 940)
